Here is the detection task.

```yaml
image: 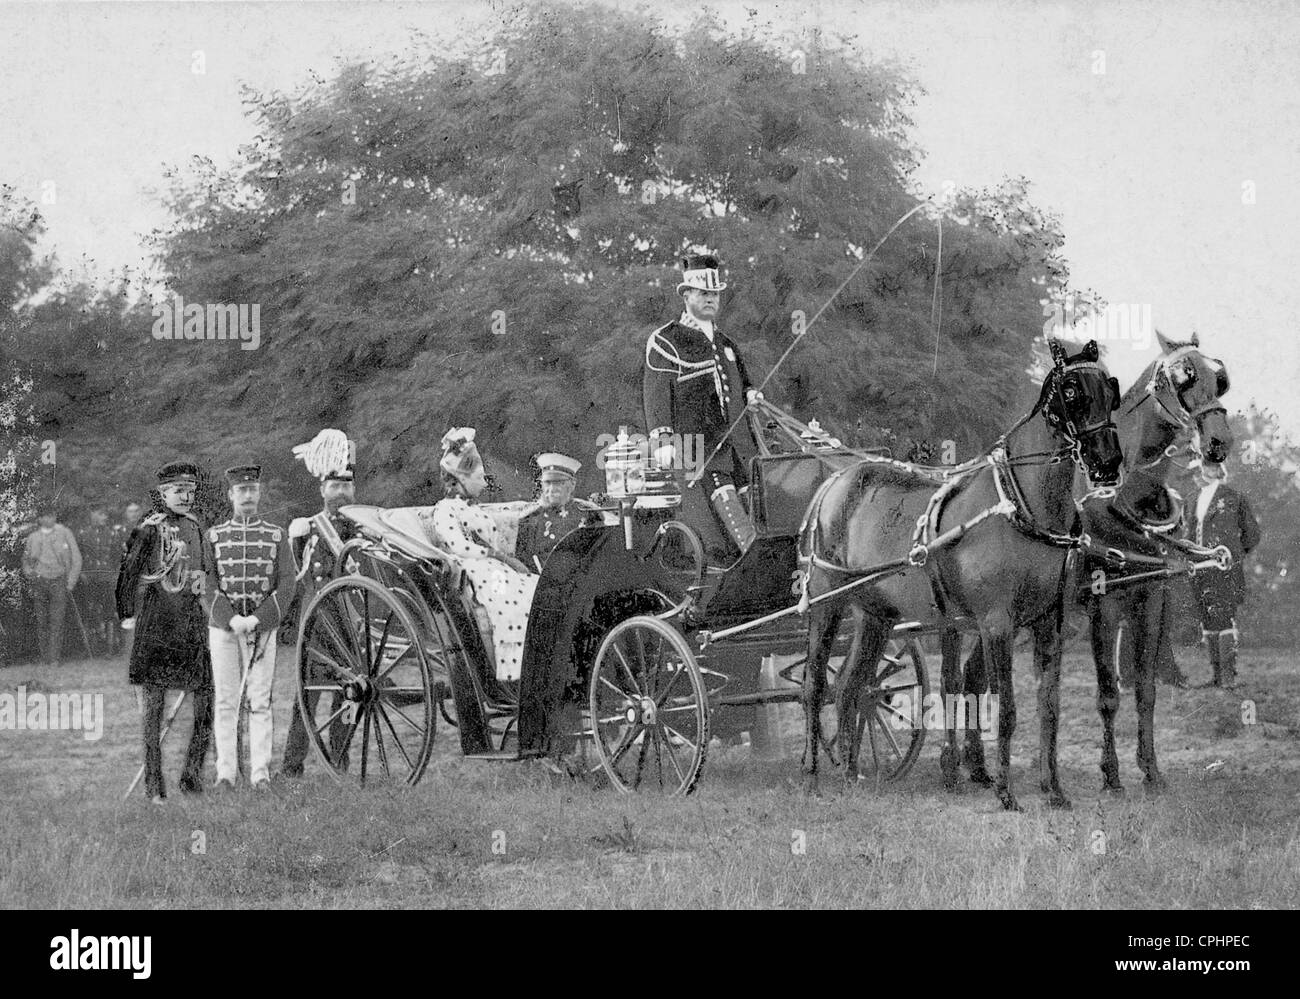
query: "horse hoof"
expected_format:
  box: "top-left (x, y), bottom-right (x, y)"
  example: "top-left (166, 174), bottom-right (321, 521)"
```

top-left (969, 770), bottom-right (994, 788)
top-left (1101, 780), bottom-right (1125, 796)
top-left (997, 790), bottom-right (1022, 812)
top-left (1144, 775), bottom-right (1168, 795)
top-left (1048, 792), bottom-right (1073, 810)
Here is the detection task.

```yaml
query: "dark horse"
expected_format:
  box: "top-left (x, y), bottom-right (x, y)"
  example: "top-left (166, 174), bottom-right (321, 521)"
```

top-left (957, 331), bottom-right (1232, 797)
top-left (798, 341), bottom-right (1123, 809)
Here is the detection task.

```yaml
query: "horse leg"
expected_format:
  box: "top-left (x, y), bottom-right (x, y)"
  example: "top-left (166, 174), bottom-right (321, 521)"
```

top-left (981, 613), bottom-right (1019, 812)
top-left (938, 626), bottom-right (963, 792)
top-left (1090, 595), bottom-right (1124, 794)
top-left (836, 606), bottom-right (890, 789)
top-left (961, 634), bottom-right (994, 786)
top-left (1032, 605), bottom-right (1070, 809)
top-left (1133, 587), bottom-right (1167, 793)
top-left (801, 601), bottom-right (841, 795)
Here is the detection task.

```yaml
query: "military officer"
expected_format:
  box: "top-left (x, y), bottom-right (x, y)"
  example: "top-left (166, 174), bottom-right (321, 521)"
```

top-left (202, 465), bottom-right (295, 789)
top-left (1187, 463), bottom-right (1261, 688)
top-left (115, 461), bottom-right (213, 803)
top-left (76, 506), bottom-right (120, 656)
top-left (643, 252), bottom-right (763, 561)
top-left (515, 452), bottom-right (597, 572)
top-left (280, 430), bottom-right (360, 777)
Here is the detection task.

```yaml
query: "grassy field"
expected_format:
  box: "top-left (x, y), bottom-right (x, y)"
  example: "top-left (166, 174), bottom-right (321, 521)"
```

top-left (1, 639), bottom-right (1297, 909)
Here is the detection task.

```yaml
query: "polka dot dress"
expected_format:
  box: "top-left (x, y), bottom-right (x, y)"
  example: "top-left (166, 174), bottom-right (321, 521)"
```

top-left (432, 498), bottom-right (539, 681)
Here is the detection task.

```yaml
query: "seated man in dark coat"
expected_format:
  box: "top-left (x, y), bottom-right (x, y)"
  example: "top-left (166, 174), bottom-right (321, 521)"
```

top-left (515, 452), bottom-right (598, 573)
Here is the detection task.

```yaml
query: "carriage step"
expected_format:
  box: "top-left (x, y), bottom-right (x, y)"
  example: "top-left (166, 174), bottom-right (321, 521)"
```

top-left (464, 751), bottom-right (520, 761)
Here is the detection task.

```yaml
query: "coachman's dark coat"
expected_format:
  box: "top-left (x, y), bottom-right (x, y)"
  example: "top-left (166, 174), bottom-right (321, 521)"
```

top-left (1186, 482), bottom-right (1261, 608)
top-left (115, 511), bottom-right (213, 690)
top-left (642, 318), bottom-right (759, 482)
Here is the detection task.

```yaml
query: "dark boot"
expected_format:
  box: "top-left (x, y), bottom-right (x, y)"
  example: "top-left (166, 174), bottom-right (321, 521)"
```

top-left (1197, 629), bottom-right (1221, 688)
top-left (710, 484), bottom-right (756, 555)
top-left (1217, 630), bottom-right (1238, 689)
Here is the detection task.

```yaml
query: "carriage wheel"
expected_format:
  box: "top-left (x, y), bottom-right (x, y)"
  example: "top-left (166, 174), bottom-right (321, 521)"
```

top-left (648, 520), bottom-right (705, 604)
top-left (850, 636), bottom-right (928, 782)
top-left (297, 575), bottom-right (437, 786)
top-left (589, 615), bottom-right (709, 796)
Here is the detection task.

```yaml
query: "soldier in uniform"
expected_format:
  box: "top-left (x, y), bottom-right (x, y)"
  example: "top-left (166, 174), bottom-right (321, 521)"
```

top-left (1187, 463), bottom-right (1261, 688)
top-left (202, 465), bottom-right (296, 789)
top-left (76, 506), bottom-right (120, 656)
top-left (280, 430), bottom-right (360, 777)
top-left (515, 452), bottom-right (597, 572)
top-left (643, 252), bottom-right (764, 562)
top-left (115, 461), bottom-right (213, 803)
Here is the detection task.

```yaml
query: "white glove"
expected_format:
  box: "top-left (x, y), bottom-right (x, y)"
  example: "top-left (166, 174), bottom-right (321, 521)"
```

top-left (746, 389), bottom-right (764, 405)
top-left (230, 614), bottom-right (256, 635)
top-left (653, 444), bottom-right (676, 469)
top-left (121, 617), bottom-right (135, 631)
top-left (289, 517), bottom-right (312, 539)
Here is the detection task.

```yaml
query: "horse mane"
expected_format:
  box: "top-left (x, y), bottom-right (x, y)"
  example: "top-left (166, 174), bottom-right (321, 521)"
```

top-left (1119, 358), bottom-right (1160, 412)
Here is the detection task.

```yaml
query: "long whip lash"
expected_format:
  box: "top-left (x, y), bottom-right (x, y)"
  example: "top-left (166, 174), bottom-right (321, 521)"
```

top-left (687, 199), bottom-right (933, 486)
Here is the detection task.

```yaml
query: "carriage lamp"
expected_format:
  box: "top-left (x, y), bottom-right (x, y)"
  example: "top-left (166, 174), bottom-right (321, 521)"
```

top-left (604, 427), bottom-right (647, 498)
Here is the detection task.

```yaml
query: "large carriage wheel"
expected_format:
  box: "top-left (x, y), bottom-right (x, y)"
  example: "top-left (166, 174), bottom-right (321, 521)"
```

top-left (589, 615), bottom-right (709, 795)
top-left (297, 575), bottom-right (437, 786)
top-left (847, 636), bottom-right (928, 782)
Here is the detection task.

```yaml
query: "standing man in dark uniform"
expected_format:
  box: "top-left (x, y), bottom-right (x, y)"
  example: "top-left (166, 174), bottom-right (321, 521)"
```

top-left (1188, 463), bottom-right (1261, 688)
top-left (203, 465), bottom-right (296, 789)
top-left (515, 452), bottom-right (597, 572)
top-left (280, 431), bottom-right (360, 777)
top-left (116, 461), bottom-right (213, 803)
top-left (643, 252), bottom-right (763, 561)
top-left (77, 506), bottom-right (120, 656)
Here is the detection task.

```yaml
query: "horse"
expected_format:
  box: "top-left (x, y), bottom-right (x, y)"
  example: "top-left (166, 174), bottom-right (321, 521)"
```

top-left (798, 339), bottom-right (1124, 809)
top-left (956, 331), bottom-right (1232, 798)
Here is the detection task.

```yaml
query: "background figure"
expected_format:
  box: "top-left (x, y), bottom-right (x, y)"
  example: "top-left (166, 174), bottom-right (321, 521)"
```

top-left (21, 505), bottom-right (82, 665)
top-left (1188, 463), bottom-right (1261, 688)
top-left (202, 465), bottom-right (295, 789)
top-left (76, 506), bottom-right (121, 656)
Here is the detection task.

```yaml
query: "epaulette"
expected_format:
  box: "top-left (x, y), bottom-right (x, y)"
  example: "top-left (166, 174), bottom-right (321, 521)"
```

top-left (140, 512), bottom-right (167, 527)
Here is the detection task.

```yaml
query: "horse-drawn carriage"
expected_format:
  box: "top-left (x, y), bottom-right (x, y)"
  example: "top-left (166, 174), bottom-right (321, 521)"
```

top-left (292, 335), bottom-right (1236, 805)
top-left (292, 402), bottom-right (930, 795)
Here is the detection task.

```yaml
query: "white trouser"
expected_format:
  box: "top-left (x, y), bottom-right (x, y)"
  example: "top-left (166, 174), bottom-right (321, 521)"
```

top-left (209, 627), bottom-right (277, 783)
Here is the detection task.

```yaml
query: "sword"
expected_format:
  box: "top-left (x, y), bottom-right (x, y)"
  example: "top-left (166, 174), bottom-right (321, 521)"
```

top-left (232, 625), bottom-right (268, 778)
top-left (122, 691), bottom-right (188, 800)
top-left (67, 589), bottom-right (94, 657)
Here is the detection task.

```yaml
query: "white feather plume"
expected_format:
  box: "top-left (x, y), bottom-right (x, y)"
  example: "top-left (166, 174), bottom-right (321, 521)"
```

top-left (293, 428), bottom-right (352, 480)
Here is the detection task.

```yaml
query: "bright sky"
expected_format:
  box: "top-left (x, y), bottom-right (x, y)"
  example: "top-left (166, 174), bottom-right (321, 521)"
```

top-left (2, 0), bottom-right (1297, 441)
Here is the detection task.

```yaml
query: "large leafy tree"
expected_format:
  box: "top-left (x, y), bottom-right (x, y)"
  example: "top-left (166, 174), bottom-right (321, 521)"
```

top-left (30, 1), bottom-right (1070, 512)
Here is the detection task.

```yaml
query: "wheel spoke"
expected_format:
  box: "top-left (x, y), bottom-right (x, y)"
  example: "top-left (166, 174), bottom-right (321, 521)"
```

top-left (360, 704), bottom-right (372, 782)
top-left (382, 699), bottom-right (428, 739)
top-left (370, 611), bottom-right (394, 677)
top-left (598, 674), bottom-right (630, 700)
top-left (653, 660), bottom-right (686, 709)
top-left (363, 590), bottom-right (375, 674)
top-left (375, 703), bottom-right (417, 771)
top-left (659, 726), bottom-right (687, 784)
top-left (632, 720), bottom-right (651, 789)
top-left (313, 702), bottom-right (351, 738)
top-left (305, 641), bottom-right (357, 681)
top-left (609, 725), bottom-right (643, 769)
top-left (611, 642), bottom-right (642, 696)
top-left (871, 709), bottom-right (905, 761)
top-left (373, 703), bottom-right (391, 777)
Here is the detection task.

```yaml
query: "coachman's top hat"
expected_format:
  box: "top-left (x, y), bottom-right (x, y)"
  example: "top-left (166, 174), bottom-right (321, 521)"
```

top-left (534, 452), bottom-right (581, 483)
top-left (156, 461), bottom-right (199, 487)
top-left (677, 253), bottom-right (726, 294)
top-left (225, 464), bottom-right (261, 486)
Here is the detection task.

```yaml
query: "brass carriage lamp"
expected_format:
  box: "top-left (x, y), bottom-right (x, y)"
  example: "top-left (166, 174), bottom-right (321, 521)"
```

top-left (604, 427), bottom-right (646, 497)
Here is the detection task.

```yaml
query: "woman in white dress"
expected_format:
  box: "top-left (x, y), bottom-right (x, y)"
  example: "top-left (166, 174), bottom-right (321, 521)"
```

top-left (432, 428), bottom-right (539, 682)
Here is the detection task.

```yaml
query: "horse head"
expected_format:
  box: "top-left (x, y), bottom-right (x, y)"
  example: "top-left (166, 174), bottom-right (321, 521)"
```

top-left (1042, 338), bottom-right (1124, 487)
top-left (1150, 330), bottom-right (1232, 467)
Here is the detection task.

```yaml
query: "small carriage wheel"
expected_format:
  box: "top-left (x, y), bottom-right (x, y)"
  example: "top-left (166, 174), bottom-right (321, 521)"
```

top-left (851, 636), bottom-right (928, 782)
top-left (297, 575), bottom-right (437, 787)
top-left (588, 615), bottom-right (709, 796)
